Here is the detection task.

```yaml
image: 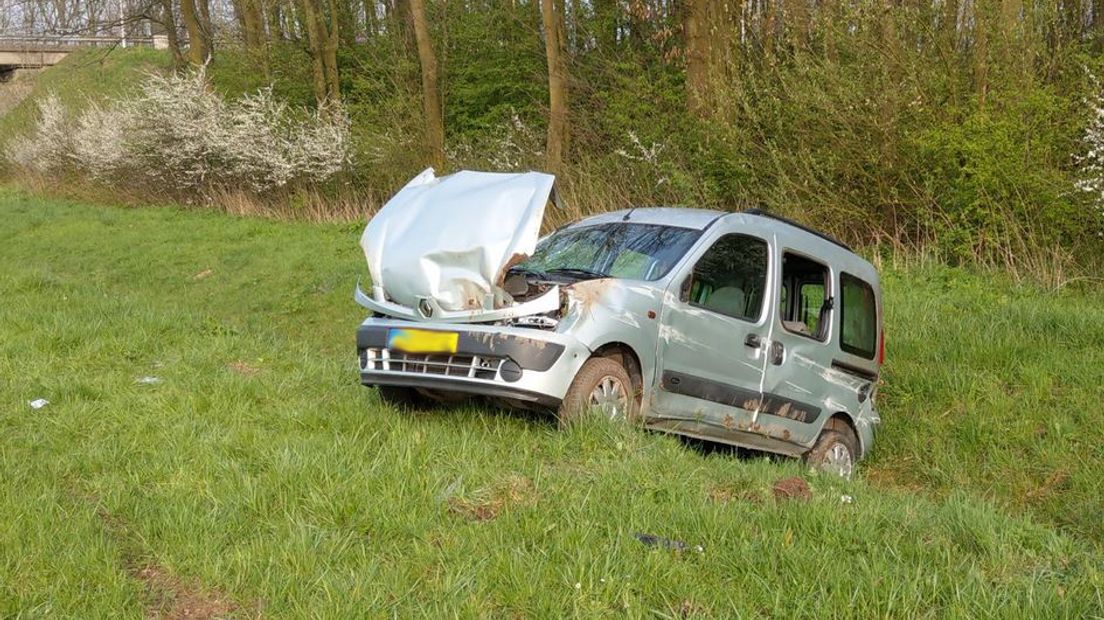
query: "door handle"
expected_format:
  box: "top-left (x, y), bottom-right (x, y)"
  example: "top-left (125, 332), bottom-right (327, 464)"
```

top-left (744, 333), bottom-right (762, 348)
top-left (770, 341), bottom-right (785, 365)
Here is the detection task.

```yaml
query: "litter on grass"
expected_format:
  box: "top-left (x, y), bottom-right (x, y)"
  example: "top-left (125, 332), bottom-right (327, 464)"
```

top-left (634, 532), bottom-right (704, 553)
top-left (136, 376), bottom-right (162, 385)
top-left (28, 398), bottom-right (49, 409)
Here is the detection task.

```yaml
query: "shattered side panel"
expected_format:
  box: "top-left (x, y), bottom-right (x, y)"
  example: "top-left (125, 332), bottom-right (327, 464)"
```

top-left (360, 168), bottom-right (555, 315)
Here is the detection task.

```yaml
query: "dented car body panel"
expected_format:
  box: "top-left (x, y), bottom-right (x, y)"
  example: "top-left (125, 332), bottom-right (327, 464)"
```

top-left (360, 168), bottom-right (556, 316)
top-left (356, 171), bottom-right (883, 461)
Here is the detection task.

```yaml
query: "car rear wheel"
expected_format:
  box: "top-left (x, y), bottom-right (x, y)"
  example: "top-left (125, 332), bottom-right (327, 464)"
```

top-left (805, 421), bottom-right (859, 479)
top-left (558, 356), bottom-right (638, 426)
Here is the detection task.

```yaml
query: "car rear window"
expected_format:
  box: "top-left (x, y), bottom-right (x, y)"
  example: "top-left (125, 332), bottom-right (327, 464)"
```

top-left (840, 272), bottom-right (877, 359)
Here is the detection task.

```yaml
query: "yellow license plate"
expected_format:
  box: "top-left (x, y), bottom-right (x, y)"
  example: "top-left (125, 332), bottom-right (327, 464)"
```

top-left (388, 328), bottom-right (459, 354)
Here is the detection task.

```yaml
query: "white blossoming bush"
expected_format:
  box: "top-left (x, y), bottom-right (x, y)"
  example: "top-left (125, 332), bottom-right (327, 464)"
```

top-left (72, 103), bottom-right (132, 181)
top-left (1077, 75), bottom-right (1104, 225)
top-left (7, 93), bottom-right (71, 173)
top-left (5, 69), bottom-right (350, 194)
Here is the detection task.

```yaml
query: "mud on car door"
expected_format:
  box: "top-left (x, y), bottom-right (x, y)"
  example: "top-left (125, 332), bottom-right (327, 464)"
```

top-left (651, 231), bottom-right (771, 431)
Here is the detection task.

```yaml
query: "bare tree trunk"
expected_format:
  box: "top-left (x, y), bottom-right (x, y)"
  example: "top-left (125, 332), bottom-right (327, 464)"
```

top-left (410, 0), bottom-right (444, 168)
top-left (299, 0), bottom-right (329, 105)
top-left (323, 0), bottom-right (341, 104)
top-left (240, 0), bottom-right (265, 49)
top-left (393, 0), bottom-right (414, 48)
top-left (160, 0), bottom-right (186, 70)
top-left (180, 0), bottom-right (211, 65)
top-left (541, 0), bottom-right (568, 173)
top-left (685, 0), bottom-right (709, 116)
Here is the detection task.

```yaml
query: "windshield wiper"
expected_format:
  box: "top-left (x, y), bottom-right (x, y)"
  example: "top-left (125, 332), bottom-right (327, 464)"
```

top-left (507, 266), bottom-right (551, 280)
top-left (546, 267), bottom-right (610, 280)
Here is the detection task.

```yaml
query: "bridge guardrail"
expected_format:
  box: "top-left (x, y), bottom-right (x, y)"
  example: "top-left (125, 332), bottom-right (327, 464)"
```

top-left (0, 36), bottom-right (156, 51)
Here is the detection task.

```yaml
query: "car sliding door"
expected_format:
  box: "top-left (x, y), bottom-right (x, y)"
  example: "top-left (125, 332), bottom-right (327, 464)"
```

top-left (650, 230), bottom-right (772, 431)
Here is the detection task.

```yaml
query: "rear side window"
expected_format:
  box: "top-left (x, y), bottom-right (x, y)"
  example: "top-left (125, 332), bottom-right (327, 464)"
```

top-left (840, 273), bottom-right (877, 359)
top-left (687, 233), bottom-right (768, 322)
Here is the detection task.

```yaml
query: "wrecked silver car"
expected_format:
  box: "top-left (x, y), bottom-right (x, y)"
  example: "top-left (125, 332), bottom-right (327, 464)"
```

top-left (356, 169), bottom-right (884, 474)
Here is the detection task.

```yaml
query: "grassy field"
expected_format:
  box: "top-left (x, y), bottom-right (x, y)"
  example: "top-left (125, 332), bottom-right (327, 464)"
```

top-left (2, 186), bottom-right (1103, 617)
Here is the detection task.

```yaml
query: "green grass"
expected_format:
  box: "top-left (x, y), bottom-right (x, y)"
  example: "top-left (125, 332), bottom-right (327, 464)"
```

top-left (1, 186), bottom-right (1103, 616)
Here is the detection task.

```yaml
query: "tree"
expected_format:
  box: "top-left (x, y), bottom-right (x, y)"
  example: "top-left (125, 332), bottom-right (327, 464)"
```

top-left (180, 0), bottom-right (212, 65)
top-left (298, 0), bottom-right (341, 107)
top-left (541, 0), bottom-right (568, 173)
top-left (409, 0), bottom-right (444, 169)
top-left (159, 0), bottom-right (186, 70)
top-left (684, 0), bottom-right (710, 117)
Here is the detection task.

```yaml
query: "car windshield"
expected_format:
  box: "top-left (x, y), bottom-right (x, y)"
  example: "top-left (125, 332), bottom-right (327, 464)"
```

top-left (514, 222), bottom-right (702, 282)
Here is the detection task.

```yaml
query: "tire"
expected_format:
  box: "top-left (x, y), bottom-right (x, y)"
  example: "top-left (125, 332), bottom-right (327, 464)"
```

top-left (805, 421), bottom-right (860, 479)
top-left (557, 356), bottom-right (638, 426)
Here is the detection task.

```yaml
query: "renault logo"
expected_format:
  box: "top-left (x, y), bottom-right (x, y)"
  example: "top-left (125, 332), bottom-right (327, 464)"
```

top-left (418, 299), bottom-right (434, 317)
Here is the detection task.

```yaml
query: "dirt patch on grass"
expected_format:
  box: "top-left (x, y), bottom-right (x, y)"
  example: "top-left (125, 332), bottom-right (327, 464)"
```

top-left (89, 501), bottom-right (255, 618)
top-left (228, 360), bottom-right (260, 376)
top-left (447, 475), bottom-right (536, 522)
top-left (135, 564), bottom-right (242, 619)
top-left (771, 477), bottom-right (811, 502)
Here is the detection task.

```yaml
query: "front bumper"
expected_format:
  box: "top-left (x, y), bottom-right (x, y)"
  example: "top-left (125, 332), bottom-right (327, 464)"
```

top-left (356, 319), bottom-right (590, 408)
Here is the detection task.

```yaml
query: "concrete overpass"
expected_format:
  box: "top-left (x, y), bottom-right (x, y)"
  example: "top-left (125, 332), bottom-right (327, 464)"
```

top-left (0, 36), bottom-right (158, 81)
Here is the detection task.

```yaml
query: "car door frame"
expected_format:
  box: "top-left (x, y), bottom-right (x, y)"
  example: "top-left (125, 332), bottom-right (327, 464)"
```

top-left (755, 235), bottom-right (845, 448)
top-left (646, 215), bottom-right (779, 439)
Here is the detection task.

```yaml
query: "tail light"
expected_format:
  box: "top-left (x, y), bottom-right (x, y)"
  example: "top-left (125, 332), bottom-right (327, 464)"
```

top-left (877, 327), bottom-right (886, 365)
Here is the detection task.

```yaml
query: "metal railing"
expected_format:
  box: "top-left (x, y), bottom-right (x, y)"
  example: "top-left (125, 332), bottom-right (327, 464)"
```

top-left (0, 35), bottom-right (156, 50)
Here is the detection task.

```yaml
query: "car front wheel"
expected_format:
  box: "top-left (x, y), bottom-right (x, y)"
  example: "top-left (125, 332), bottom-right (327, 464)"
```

top-left (557, 356), bottom-right (638, 426)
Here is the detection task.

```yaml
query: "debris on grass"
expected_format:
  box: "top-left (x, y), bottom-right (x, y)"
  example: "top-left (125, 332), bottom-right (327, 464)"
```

top-left (436, 476), bottom-right (464, 504)
top-left (136, 376), bottom-right (162, 385)
top-left (192, 268), bottom-right (213, 280)
top-left (841, 494), bottom-right (854, 504)
top-left (634, 532), bottom-right (704, 553)
top-left (772, 477), bottom-right (811, 502)
top-left (28, 398), bottom-right (49, 409)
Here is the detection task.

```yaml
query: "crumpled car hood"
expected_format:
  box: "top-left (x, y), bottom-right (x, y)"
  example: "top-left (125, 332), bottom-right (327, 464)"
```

top-left (359, 168), bottom-right (556, 317)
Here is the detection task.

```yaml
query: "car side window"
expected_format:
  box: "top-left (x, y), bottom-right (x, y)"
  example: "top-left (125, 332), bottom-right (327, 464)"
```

top-left (780, 252), bottom-right (831, 340)
top-left (840, 272), bottom-right (877, 359)
top-left (686, 233), bottom-right (768, 322)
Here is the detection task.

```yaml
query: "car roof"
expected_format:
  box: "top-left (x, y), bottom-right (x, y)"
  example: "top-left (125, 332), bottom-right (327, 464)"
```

top-left (568, 207), bottom-right (725, 230)
top-left (567, 207), bottom-right (852, 253)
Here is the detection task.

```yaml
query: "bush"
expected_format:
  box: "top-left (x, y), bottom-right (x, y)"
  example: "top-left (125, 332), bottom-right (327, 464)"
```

top-left (5, 69), bottom-right (351, 196)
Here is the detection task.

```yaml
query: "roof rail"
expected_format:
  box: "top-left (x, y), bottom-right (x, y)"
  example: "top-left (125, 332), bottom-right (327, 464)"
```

top-left (742, 208), bottom-right (852, 252)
